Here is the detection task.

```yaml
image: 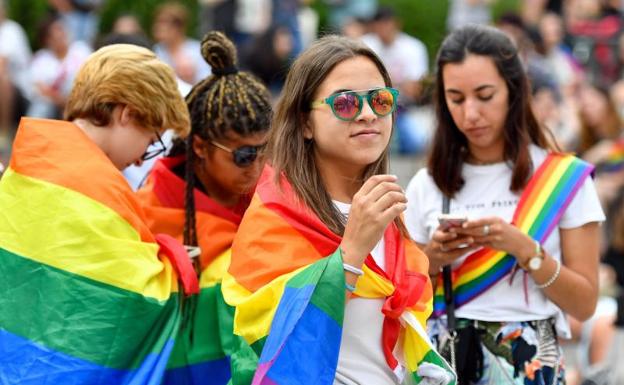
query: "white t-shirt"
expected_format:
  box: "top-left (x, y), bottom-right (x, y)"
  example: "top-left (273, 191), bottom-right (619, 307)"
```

top-left (360, 32), bottom-right (428, 86)
top-left (405, 145), bottom-right (605, 337)
top-left (332, 201), bottom-right (401, 385)
top-left (27, 41), bottom-right (92, 118)
top-left (0, 19), bottom-right (32, 96)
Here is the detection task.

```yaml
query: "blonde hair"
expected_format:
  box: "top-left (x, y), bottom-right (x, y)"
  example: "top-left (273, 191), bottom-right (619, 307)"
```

top-left (64, 44), bottom-right (190, 137)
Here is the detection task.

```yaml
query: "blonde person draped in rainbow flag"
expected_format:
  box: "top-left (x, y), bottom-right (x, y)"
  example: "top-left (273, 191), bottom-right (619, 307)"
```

top-left (0, 45), bottom-right (198, 384)
top-left (222, 35), bottom-right (455, 385)
top-left (405, 25), bottom-right (605, 385)
top-left (136, 32), bottom-right (271, 385)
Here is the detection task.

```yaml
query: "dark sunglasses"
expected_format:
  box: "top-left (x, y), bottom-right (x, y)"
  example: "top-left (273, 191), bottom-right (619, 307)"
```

top-left (311, 87), bottom-right (399, 121)
top-left (141, 131), bottom-right (166, 161)
top-left (210, 140), bottom-right (266, 168)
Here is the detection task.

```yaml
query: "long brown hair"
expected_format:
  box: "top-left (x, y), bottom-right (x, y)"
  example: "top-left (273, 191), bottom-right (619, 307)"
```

top-left (268, 35), bottom-right (404, 236)
top-left (578, 84), bottom-right (622, 155)
top-left (429, 24), bottom-right (555, 197)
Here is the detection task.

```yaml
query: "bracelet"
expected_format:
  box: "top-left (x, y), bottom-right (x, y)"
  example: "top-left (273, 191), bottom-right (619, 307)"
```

top-left (536, 258), bottom-right (561, 289)
top-left (345, 282), bottom-right (356, 292)
top-left (342, 263), bottom-right (364, 276)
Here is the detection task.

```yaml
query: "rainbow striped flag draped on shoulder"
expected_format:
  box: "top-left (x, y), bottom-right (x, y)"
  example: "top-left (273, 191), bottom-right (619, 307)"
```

top-left (0, 118), bottom-right (197, 385)
top-left (433, 153), bottom-right (594, 316)
top-left (137, 156), bottom-right (258, 385)
top-left (222, 165), bottom-right (455, 385)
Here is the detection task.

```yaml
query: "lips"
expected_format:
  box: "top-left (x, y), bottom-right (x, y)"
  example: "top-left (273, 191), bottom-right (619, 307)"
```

top-left (350, 129), bottom-right (380, 137)
top-left (465, 126), bottom-right (488, 136)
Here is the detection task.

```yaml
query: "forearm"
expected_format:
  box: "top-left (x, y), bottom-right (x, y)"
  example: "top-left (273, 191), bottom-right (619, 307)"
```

top-left (532, 254), bottom-right (598, 321)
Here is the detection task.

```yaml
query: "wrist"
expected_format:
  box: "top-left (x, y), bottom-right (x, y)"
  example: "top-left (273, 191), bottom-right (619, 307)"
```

top-left (520, 239), bottom-right (544, 271)
top-left (339, 241), bottom-right (366, 268)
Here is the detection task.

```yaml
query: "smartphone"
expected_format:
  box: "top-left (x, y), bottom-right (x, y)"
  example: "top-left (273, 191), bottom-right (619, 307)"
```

top-left (438, 214), bottom-right (468, 231)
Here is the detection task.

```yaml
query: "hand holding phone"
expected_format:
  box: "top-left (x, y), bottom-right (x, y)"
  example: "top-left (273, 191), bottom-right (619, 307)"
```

top-left (438, 214), bottom-right (468, 232)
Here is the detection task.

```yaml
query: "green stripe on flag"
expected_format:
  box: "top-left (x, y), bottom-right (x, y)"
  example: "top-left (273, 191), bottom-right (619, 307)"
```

top-left (0, 247), bottom-right (180, 369)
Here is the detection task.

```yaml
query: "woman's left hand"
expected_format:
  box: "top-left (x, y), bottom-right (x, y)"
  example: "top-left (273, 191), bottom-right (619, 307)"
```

top-left (450, 216), bottom-right (536, 266)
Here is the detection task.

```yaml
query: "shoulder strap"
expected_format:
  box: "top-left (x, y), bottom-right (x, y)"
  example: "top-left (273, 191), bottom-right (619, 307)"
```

top-left (441, 196), bottom-right (456, 332)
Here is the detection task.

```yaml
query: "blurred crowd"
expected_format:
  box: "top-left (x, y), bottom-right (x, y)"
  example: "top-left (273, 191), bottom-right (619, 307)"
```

top-left (1, 0), bottom-right (624, 383)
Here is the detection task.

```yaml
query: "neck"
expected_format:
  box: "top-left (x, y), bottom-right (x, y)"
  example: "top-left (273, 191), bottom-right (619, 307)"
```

top-left (466, 142), bottom-right (505, 165)
top-left (315, 154), bottom-right (365, 203)
top-left (53, 45), bottom-right (68, 59)
top-left (73, 118), bottom-right (104, 148)
top-left (165, 35), bottom-right (184, 50)
top-left (193, 162), bottom-right (239, 207)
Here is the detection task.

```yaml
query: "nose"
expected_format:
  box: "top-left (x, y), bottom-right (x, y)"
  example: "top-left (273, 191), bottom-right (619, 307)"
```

top-left (355, 99), bottom-right (377, 123)
top-left (464, 98), bottom-right (481, 124)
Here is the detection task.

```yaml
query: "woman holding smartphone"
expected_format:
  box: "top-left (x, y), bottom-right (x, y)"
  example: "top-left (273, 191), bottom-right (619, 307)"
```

top-left (405, 25), bottom-right (604, 385)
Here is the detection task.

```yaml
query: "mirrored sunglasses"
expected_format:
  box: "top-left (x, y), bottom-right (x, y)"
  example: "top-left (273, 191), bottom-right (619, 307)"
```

top-left (311, 87), bottom-right (399, 121)
top-left (210, 141), bottom-right (266, 168)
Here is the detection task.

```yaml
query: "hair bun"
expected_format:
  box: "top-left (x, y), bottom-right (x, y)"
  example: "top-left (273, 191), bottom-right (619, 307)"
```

top-left (200, 31), bottom-right (238, 76)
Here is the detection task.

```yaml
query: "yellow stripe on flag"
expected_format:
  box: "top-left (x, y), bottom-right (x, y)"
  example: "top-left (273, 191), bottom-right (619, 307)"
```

top-left (221, 265), bottom-right (307, 345)
top-left (0, 169), bottom-right (175, 301)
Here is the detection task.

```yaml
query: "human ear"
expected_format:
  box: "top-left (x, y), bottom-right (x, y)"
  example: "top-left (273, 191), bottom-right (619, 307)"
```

top-left (119, 105), bottom-right (133, 126)
top-left (302, 114), bottom-right (314, 140)
top-left (192, 134), bottom-right (206, 159)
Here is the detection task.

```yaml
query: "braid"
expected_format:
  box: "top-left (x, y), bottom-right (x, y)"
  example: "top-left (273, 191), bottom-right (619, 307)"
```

top-left (183, 134), bottom-right (198, 246)
top-left (172, 31), bottom-right (272, 248)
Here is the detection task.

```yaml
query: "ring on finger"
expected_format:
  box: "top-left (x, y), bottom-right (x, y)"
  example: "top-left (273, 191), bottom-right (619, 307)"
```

top-left (483, 224), bottom-right (490, 236)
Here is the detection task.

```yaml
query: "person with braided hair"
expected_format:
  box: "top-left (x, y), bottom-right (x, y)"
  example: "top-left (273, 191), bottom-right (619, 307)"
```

top-left (136, 31), bottom-right (271, 384)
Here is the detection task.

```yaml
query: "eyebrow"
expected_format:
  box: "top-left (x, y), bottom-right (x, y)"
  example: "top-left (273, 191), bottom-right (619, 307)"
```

top-left (446, 84), bottom-right (496, 94)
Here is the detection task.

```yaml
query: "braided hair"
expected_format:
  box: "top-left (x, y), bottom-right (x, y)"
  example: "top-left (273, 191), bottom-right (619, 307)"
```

top-left (169, 31), bottom-right (272, 247)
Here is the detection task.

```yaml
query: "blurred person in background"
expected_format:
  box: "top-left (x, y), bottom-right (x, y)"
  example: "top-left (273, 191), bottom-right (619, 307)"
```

top-left (447, 0), bottom-right (493, 31)
top-left (112, 12), bottom-right (144, 36)
top-left (538, 12), bottom-right (583, 92)
top-left (0, 0), bottom-right (31, 158)
top-left (27, 15), bottom-right (91, 119)
top-left (48, 0), bottom-right (100, 44)
top-left (241, 24), bottom-right (294, 98)
top-left (323, 0), bottom-right (377, 33)
top-left (576, 83), bottom-right (622, 157)
top-left (361, 6), bottom-right (430, 155)
top-left (152, 1), bottom-right (211, 85)
top-left (564, 0), bottom-right (622, 87)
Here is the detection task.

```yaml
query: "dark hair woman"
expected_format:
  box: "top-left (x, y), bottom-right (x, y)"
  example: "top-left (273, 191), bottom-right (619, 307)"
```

top-left (136, 31), bottom-right (272, 385)
top-left (405, 24), bottom-right (605, 385)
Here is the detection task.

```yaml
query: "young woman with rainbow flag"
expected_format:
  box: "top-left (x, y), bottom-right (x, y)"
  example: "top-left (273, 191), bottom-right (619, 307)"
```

top-left (136, 32), bottom-right (272, 384)
top-left (0, 44), bottom-right (197, 383)
top-left (221, 35), bottom-right (455, 385)
top-left (405, 25), bottom-right (605, 385)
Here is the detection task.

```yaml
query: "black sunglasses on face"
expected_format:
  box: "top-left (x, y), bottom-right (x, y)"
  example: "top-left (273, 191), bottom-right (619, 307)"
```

top-left (141, 131), bottom-right (166, 161)
top-left (210, 140), bottom-right (266, 168)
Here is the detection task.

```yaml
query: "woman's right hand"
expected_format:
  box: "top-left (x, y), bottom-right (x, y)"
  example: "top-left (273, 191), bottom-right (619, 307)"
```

top-left (340, 174), bottom-right (407, 268)
top-left (422, 227), bottom-right (477, 275)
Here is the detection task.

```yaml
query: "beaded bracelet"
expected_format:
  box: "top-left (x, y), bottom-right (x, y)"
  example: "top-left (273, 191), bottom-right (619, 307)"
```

top-left (536, 258), bottom-right (561, 289)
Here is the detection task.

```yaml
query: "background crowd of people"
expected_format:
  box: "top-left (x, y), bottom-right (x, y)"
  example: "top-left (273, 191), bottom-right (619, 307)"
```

top-left (1, 0), bottom-right (624, 384)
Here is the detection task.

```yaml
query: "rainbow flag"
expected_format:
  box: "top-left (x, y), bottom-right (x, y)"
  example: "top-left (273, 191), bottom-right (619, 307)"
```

top-left (433, 153), bottom-right (594, 316)
top-left (0, 118), bottom-right (197, 384)
top-left (596, 138), bottom-right (624, 173)
top-left (137, 156), bottom-right (258, 385)
top-left (222, 166), bottom-right (455, 384)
